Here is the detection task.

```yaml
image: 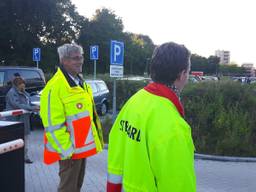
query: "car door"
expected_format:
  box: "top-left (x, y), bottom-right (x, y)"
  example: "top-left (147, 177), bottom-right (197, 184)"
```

top-left (96, 81), bottom-right (109, 102)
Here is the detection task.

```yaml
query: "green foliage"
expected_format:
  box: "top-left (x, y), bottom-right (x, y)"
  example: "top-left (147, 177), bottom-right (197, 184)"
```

top-left (1, 2), bottom-right (221, 76)
top-left (191, 54), bottom-right (220, 75)
top-left (0, 0), bottom-right (84, 72)
top-left (219, 64), bottom-right (248, 76)
top-left (123, 33), bottom-right (155, 75)
top-left (94, 74), bottom-right (149, 109)
top-left (182, 81), bottom-right (256, 156)
top-left (79, 8), bottom-right (155, 75)
top-left (78, 8), bottom-right (124, 74)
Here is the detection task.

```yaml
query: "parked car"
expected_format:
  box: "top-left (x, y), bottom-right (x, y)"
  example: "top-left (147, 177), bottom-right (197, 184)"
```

top-left (201, 76), bottom-right (219, 81)
top-left (189, 75), bottom-right (199, 83)
top-left (0, 66), bottom-right (46, 112)
top-left (85, 80), bottom-right (110, 116)
top-left (30, 79), bottom-right (110, 118)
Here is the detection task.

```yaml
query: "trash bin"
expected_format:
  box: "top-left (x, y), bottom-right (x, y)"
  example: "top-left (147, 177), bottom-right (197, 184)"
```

top-left (0, 121), bottom-right (24, 192)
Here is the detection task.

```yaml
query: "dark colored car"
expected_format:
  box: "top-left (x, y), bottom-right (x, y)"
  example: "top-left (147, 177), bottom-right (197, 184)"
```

top-left (85, 80), bottom-right (110, 116)
top-left (0, 66), bottom-right (46, 111)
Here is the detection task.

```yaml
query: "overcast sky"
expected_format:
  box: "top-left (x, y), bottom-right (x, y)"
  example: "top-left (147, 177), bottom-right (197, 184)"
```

top-left (72, 0), bottom-right (256, 66)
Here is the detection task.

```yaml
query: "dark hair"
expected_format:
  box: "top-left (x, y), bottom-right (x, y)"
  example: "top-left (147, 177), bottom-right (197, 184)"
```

top-left (13, 76), bottom-right (25, 86)
top-left (150, 42), bottom-right (191, 85)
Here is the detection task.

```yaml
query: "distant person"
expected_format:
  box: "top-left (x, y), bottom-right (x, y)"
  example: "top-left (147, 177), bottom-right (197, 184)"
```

top-left (5, 76), bottom-right (39, 163)
top-left (40, 43), bottom-right (104, 192)
top-left (107, 42), bottom-right (196, 192)
top-left (247, 76), bottom-right (251, 84)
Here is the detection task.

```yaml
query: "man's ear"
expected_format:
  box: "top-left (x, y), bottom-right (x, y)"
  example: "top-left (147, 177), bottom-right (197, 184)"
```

top-left (177, 70), bottom-right (186, 81)
top-left (180, 69), bottom-right (188, 81)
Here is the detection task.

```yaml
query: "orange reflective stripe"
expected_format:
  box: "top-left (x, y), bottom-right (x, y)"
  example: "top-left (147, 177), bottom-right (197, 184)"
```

top-left (72, 116), bottom-right (91, 147)
top-left (66, 111), bottom-right (92, 146)
top-left (44, 148), bottom-right (61, 165)
top-left (66, 110), bottom-right (95, 150)
top-left (43, 132), bottom-right (61, 164)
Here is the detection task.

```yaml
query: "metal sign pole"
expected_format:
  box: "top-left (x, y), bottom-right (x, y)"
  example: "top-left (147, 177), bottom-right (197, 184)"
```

top-left (37, 61), bottom-right (39, 68)
top-left (94, 60), bottom-right (96, 80)
top-left (112, 78), bottom-right (117, 123)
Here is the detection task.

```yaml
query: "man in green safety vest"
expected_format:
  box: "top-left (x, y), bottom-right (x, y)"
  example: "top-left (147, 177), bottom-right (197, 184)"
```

top-left (107, 42), bottom-right (196, 192)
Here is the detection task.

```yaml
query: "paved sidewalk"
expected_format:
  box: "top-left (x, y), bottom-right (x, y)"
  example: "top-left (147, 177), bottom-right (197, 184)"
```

top-left (26, 130), bottom-right (256, 192)
top-left (25, 130), bottom-right (107, 192)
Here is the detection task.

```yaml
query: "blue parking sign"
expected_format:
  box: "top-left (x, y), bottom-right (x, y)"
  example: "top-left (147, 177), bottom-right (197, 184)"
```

top-left (90, 45), bottom-right (99, 60)
top-left (110, 41), bottom-right (124, 65)
top-left (33, 48), bottom-right (41, 62)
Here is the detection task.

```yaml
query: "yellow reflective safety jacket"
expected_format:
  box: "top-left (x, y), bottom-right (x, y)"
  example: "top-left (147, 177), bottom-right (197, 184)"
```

top-left (40, 67), bottom-right (104, 164)
top-left (107, 83), bottom-right (196, 192)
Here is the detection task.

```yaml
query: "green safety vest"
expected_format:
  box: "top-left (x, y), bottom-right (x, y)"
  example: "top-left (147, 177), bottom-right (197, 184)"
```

top-left (107, 88), bottom-right (196, 192)
top-left (40, 68), bottom-right (104, 164)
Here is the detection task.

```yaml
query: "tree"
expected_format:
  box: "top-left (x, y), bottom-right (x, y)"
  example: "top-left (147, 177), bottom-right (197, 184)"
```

top-left (79, 8), bottom-right (155, 75)
top-left (219, 65), bottom-right (247, 76)
top-left (191, 54), bottom-right (208, 72)
top-left (124, 33), bottom-right (155, 75)
top-left (191, 54), bottom-right (220, 75)
top-left (0, 0), bottom-right (85, 72)
top-left (207, 56), bottom-right (220, 75)
top-left (78, 8), bottom-right (124, 74)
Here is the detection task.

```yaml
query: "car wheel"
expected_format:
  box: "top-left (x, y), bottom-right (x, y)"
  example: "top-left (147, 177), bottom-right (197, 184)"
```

top-left (99, 102), bottom-right (108, 116)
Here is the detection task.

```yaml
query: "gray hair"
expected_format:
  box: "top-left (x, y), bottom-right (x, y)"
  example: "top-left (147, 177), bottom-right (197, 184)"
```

top-left (57, 43), bottom-right (84, 62)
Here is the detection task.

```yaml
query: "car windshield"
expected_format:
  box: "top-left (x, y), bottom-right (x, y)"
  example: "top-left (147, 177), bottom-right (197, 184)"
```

top-left (97, 82), bottom-right (107, 91)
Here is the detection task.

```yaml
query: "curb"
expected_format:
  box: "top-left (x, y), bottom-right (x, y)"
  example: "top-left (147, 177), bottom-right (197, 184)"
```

top-left (104, 144), bottom-right (256, 162)
top-left (195, 153), bottom-right (256, 162)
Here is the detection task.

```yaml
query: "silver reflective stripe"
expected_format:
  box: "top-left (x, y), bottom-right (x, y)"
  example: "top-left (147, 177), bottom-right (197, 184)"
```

top-left (46, 137), bottom-right (73, 158)
top-left (85, 126), bottom-right (94, 144)
top-left (51, 131), bottom-right (73, 158)
top-left (46, 142), bottom-right (56, 152)
top-left (74, 142), bottom-right (96, 154)
top-left (60, 145), bottom-right (74, 158)
top-left (47, 90), bottom-right (73, 158)
top-left (107, 173), bottom-right (123, 184)
top-left (66, 111), bottom-right (90, 121)
top-left (45, 122), bottom-right (65, 132)
top-left (47, 90), bottom-right (52, 125)
top-left (66, 110), bottom-right (94, 146)
top-left (66, 119), bottom-right (75, 144)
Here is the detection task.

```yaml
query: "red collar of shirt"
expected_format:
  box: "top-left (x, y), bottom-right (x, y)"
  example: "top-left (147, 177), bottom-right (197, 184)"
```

top-left (144, 82), bottom-right (185, 117)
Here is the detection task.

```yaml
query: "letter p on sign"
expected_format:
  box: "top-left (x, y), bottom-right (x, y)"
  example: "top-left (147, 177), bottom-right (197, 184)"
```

top-left (114, 44), bottom-right (121, 62)
top-left (110, 40), bottom-right (124, 65)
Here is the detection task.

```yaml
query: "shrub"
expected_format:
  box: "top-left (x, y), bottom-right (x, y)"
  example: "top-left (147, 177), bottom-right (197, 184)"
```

top-left (182, 81), bottom-right (256, 156)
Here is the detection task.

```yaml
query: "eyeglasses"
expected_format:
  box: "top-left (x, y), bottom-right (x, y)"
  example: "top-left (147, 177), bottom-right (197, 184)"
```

top-left (68, 56), bottom-right (84, 61)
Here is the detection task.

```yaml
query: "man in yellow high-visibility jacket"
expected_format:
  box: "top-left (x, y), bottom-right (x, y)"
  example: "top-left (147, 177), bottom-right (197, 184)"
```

top-left (107, 42), bottom-right (196, 192)
top-left (40, 43), bottom-right (104, 192)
